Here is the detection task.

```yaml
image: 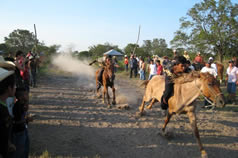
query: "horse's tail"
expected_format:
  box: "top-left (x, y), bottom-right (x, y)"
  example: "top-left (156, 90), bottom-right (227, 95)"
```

top-left (140, 80), bottom-right (150, 88)
top-left (89, 60), bottom-right (98, 66)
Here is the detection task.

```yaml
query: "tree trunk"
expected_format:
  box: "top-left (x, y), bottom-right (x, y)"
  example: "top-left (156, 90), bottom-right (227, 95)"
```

top-left (217, 50), bottom-right (223, 63)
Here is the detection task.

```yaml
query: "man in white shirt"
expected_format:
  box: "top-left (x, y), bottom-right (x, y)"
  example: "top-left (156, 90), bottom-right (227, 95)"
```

top-left (201, 61), bottom-right (217, 108)
top-left (226, 60), bottom-right (238, 104)
top-left (208, 57), bottom-right (217, 73)
top-left (148, 60), bottom-right (157, 80)
top-left (201, 61), bottom-right (217, 78)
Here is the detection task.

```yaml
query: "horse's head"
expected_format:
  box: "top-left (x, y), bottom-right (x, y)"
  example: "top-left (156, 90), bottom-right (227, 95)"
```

top-left (105, 61), bottom-right (114, 83)
top-left (200, 72), bottom-right (225, 108)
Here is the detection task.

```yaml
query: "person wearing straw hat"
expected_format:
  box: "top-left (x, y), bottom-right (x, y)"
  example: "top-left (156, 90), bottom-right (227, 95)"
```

top-left (0, 68), bottom-right (16, 158)
top-left (0, 56), bottom-right (16, 71)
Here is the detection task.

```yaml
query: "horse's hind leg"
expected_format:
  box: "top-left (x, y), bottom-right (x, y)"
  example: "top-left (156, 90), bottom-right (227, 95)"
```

top-left (139, 96), bottom-right (146, 113)
top-left (187, 111), bottom-right (207, 158)
top-left (112, 86), bottom-right (116, 105)
top-left (146, 98), bottom-right (156, 109)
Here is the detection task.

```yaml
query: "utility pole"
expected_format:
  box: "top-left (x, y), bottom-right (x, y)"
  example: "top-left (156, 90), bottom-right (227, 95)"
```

top-left (33, 24), bottom-right (38, 55)
top-left (132, 25), bottom-right (141, 55)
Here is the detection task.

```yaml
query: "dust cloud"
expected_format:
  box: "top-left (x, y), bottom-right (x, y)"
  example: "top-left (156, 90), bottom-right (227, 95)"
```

top-left (51, 53), bottom-right (142, 105)
top-left (52, 53), bottom-right (95, 88)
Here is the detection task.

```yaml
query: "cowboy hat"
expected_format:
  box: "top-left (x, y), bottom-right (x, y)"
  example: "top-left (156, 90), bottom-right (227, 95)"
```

top-left (0, 67), bottom-right (14, 82)
top-left (0, 56), bottom-right (16, 70)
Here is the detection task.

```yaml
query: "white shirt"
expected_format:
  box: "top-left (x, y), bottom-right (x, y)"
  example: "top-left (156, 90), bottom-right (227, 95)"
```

top-left (211, 63), bottom-right (217, 73)
top-left (201, 66), bottom-right (217, 77)
top-left (149, 64), bottom-right (157, 75)
top-left (189, 65), bottom-right (195, 71)
top-left (226, 66), bottom-right (238, 83)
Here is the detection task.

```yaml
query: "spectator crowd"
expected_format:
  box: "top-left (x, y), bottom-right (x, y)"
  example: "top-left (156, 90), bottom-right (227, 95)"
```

top-left (0, 50), bottom-right (38, 158)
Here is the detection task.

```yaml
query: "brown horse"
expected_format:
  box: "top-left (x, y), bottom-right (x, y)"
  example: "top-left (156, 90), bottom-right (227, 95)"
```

top-left (215, 62), bottom-right (224, 84)
top-left (95, 61), bottom-right (116, 108)
top-left (139, 71), bottom-right (225, 158)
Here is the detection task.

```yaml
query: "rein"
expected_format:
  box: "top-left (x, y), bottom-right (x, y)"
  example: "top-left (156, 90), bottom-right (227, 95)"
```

top-left (194, 78), bottom-right (222, 109)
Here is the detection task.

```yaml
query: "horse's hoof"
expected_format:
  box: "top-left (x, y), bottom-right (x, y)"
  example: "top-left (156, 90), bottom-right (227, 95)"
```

top-left (136, 111), bottom-right (145, 117)
top-left (112, 101), bottom-right (116, 105)
top-left (97, 95), bottom-right (102, 99)
top-left (201, 150), bottom-right (208, 158)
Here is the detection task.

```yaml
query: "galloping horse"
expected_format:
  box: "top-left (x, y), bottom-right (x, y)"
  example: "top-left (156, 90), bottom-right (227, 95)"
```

top-left (95, 60), bottom-right (116, 108)
top-left (139, 71), bottom-right (225, 158)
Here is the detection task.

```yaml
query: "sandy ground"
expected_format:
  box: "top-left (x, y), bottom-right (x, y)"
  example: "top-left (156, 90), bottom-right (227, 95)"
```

top-left (29, 72), bottom-right (238, 158)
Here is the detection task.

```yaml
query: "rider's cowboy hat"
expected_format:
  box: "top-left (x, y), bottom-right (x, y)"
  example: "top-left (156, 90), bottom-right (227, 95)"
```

top-left (0, 56), bottom-right (16, 70)
top-left (0, 67), bottom-right (14, 82)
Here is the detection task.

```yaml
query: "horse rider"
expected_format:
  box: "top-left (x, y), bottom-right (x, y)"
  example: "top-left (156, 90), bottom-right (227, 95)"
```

top-left (208, 57), bottom-right (217, 73)
top-left (97, 55), bottom-right (113, 86)
top-left (193, 52), bottom-right (204, 70)
top-left (161, 56), bottom-right (188, 110)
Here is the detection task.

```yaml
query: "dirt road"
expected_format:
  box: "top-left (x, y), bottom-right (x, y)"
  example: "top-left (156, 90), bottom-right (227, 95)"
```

top-left (29, 72), bottom-right (238, 158)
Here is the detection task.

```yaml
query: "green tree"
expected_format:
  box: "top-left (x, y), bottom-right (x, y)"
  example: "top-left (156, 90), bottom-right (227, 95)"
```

top-left (170, 0), bottom-right (238, 62)
top-left (124, 43), bottom-right (138, 56)
top-left (88, 43), bottom-right (122, 58)
top-left (152, 38), bottom-right (168, 57)
top-left (142, 40), bottom-right (153, 55)
top-left (4, 29), bottom-right (37, 53)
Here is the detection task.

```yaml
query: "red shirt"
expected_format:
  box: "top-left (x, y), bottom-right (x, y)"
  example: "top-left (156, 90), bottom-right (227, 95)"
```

top-left (157, 65), bottom-right (163, 75)
top-left (194, 56), bottom-right (203, 63)
top-left (124, 58), bottom-right (128, 65)
top-left (20, 67), bottom-right (29, 81)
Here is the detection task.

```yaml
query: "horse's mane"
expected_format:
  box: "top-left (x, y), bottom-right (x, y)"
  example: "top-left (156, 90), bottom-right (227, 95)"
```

top-left (173, 71), bottom-right (201, 84)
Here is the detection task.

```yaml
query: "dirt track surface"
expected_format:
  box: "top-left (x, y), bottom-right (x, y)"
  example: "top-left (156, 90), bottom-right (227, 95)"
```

top-left (29, 72), bottom-right (238, 158)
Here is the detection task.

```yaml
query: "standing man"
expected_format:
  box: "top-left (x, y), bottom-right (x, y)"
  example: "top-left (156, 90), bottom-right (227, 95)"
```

top-left (173, 49), bottom-right (178, 59)
top-left (201, 60), bottom-right (217, 78)
top-left (148, 60), bottom-right (157, 80)
top-left (139, 58), bottom-right (146, 80)
top-left (201, 60), bottom-right (218, 107)
top-left (226, 60), bottom-right (238, 104)
top-left (129, 55), bottom-right (138, 78)
top-left (208, 57), bottom-right (217, 73)
top-left (124, 55), bottom-right (129, 72)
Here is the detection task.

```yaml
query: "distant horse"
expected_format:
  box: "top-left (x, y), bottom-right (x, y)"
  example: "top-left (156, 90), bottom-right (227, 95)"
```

top-left (139, 71), bottom-right (225, 158)
top-left (215, 62), bottom-right (224, 84)
top-left (95, 60), bottom-right (116, 108)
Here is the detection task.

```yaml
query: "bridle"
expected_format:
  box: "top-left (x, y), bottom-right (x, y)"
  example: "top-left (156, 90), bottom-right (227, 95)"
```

top-left (195, 78), bottom-right (223, 109)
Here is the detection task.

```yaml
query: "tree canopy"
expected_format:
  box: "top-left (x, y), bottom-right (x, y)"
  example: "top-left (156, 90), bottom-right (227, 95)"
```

top-left (4, 29), bottom-right (37, 53)
top-left (170, 0), bottom-right (238, 61)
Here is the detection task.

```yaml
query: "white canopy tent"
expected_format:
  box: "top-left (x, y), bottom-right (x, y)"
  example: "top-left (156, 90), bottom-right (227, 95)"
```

top-left (104, 49), bottom-right (123, 56)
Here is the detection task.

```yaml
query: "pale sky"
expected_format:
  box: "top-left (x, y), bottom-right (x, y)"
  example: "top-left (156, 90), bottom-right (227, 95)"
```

top-left (0, 0), bottom-right (235, 52)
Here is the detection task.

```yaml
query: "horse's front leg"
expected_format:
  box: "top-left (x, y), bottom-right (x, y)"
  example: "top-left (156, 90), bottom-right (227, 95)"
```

top-left (104, 85), bottom-right (111, 108)
top-left (112, 85), bottom-right (116, 105)
top-left (162, 112), bottom-right (172, 132)
top-left (187, 111), bottom-right (207, 158)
